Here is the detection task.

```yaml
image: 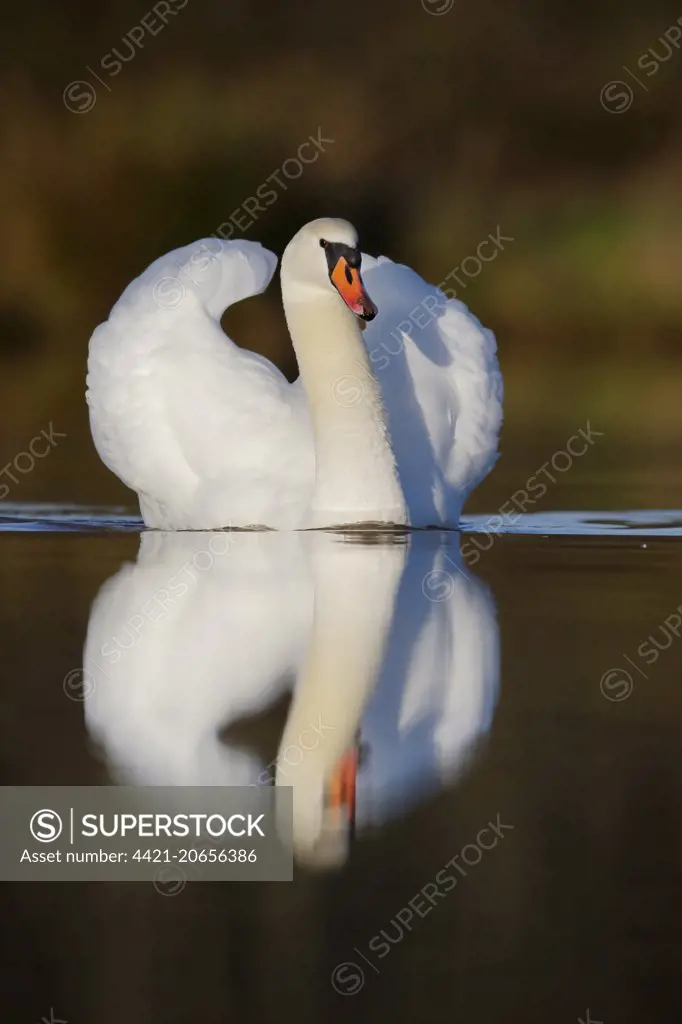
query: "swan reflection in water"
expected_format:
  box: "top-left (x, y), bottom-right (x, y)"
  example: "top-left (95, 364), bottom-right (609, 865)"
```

top-left (83, 531), bottom-right (500, 868)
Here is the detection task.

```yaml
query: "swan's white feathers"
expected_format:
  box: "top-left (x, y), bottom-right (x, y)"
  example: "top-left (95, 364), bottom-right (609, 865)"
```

top-left (87, 229), bottom-right (502, 528)
top-left (361, 253), bottom-right (503, 523)
top-left (87, 238), bottom-right (314, 528)
top-left (112, 238), bottom-right (278, 320)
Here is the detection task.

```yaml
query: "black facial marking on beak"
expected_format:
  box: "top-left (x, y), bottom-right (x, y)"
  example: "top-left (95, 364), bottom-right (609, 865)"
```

top-left (322, 241), bottom-right (362, 276)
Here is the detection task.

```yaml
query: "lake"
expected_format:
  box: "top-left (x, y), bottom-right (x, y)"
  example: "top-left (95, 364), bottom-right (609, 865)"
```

top-left (1, 507), bottom-right (681, 1023)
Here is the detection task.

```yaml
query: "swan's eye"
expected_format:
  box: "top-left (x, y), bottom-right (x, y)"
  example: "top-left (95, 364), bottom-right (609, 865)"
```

top-left (320, 239), bottom-right (328, 249)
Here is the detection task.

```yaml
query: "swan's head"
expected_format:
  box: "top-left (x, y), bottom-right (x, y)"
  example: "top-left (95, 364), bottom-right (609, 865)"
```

top-left (281, 218), bottom-right (377, 321)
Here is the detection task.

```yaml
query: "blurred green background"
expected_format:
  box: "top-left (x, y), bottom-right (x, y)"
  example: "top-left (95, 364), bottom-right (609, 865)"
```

top-left (3, 0), bottom-right (681, 514)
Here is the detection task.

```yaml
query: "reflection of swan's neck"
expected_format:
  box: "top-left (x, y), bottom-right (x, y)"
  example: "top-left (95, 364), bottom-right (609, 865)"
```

top-left (276, 539), bottom-right (406, 867)
top-left (282, 287), bottom-right (406, 527)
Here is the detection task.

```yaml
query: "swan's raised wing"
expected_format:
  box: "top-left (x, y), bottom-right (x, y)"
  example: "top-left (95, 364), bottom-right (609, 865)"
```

top-left (110, 236), bottom-right (279, 320)
top-left (361, 255), bottom-right (503, 525)
top-left (87, 239), bottom-right (313, 527)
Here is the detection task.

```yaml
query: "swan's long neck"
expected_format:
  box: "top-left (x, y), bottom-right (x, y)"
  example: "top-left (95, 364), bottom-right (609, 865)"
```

top-left (282, 290), bottom-right (407, 527)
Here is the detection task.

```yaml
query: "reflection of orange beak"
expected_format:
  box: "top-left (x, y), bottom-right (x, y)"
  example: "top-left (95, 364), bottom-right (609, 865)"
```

top-left (331, 258), bottom-right (378, 321)
top-left (326, 746), bottom-right (358, 824)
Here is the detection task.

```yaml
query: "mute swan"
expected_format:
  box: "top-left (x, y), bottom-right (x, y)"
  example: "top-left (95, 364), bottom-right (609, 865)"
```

top-left (87, 218), bottom-right (503, 529)
top-left (82, 530), bottom-right (499, 867)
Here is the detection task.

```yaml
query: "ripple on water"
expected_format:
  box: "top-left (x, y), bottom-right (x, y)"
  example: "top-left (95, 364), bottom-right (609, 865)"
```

top-left (0, 503), bottom-right (142, 532)
top-left (1, 504), bottom-right (682, 536)
top-left (463, 510), bottom-right (682, 537)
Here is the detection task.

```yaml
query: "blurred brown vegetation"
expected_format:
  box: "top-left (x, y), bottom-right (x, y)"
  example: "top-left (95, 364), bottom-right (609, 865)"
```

top-left (2, 0), bottom-right (682, 511)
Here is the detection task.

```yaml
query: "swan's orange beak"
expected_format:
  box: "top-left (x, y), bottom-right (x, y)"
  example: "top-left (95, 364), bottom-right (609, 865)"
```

top-left (330, 258), bottom-right (378, 322)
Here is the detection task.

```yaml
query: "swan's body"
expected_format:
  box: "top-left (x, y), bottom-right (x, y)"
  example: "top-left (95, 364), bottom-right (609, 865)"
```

top-left (82, 531), bottom-right (500, 866)
top-left (87, 219), bottom-right (502, 529)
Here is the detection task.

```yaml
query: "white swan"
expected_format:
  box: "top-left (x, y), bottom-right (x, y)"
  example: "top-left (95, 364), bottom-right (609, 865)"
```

top-left (87, 218), bottom-right (502, 529)
top-left (82, 530), bottom-right (500, 867)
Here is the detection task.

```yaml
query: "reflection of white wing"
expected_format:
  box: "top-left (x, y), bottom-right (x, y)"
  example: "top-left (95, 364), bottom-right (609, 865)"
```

top-left (82, 531), bottom-right (499, 860)
top-left (85, 531), bottom-right (312, 786)
top-left (357, 540), bottom-right (500, 825)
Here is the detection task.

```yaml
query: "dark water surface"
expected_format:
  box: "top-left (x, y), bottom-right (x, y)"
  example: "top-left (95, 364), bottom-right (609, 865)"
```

top-left (1, 507), bottom-right (682, 1023)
